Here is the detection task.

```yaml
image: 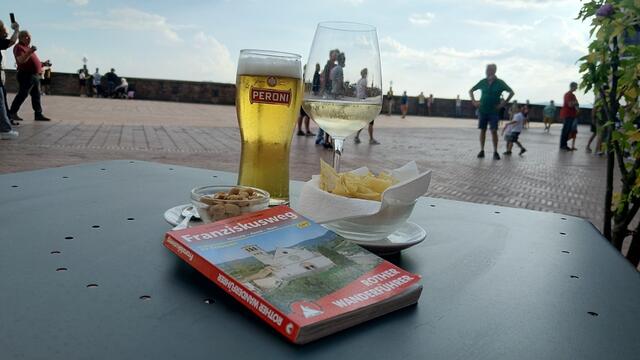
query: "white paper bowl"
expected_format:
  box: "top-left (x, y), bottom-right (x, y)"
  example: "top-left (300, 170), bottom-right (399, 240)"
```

top-left (322, 198), bottom-right (417, 241)
top-left (295, 162), bottom-right (431, 242)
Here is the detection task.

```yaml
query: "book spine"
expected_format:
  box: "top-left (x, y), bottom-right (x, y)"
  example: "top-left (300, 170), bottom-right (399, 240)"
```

top-left (163, 235), bottom-right (300, 343)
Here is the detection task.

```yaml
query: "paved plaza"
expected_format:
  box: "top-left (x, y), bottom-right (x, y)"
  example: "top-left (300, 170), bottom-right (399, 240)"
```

top-left (0, 95), bottom-right (606, 229)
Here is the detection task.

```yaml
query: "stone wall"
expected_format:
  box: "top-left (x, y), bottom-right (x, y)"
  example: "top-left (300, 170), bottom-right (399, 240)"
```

top-left (3, 69), bottom-right (591, 123)
top-left (3, 69), bottom-right (236, 105)
top-left (385, 96), bottom-right (592, 124)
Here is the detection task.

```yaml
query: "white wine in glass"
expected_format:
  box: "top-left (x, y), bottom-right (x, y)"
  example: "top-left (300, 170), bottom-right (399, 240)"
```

top-left (302, 22), bottom-right (382, 172)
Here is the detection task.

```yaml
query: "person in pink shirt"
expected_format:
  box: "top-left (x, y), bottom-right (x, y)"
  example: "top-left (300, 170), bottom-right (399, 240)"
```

top-left (8, 30), bottom-right (51, 122)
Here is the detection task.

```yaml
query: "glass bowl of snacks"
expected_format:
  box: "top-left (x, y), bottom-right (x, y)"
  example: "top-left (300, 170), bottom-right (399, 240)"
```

top-left (190, 185), bottom-right (270, 223)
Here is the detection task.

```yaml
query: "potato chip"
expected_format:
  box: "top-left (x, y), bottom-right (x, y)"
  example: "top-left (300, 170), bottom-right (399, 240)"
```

top-left (320, 159), bottom-right (339, 192)
top-left (343, 175), bottom-right (360, 193)
top-left (318, 159), bottom-right (398, 201)
top-left (362, 176), bottom-right (393, 194)
top-left (333, 179), bottom-right (350, 197)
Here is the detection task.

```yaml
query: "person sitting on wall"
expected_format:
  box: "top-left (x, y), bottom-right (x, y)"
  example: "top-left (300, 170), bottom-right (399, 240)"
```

top-left (114, 77), bottom-right (128, 99)
top-left (103, 68), bottom-right (120, 97)
top-left (126, 83), bottom-right (135, 99)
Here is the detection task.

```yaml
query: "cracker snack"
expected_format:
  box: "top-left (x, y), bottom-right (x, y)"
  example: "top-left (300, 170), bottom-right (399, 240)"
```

top-left (319, 160), bottom-right (398, 201)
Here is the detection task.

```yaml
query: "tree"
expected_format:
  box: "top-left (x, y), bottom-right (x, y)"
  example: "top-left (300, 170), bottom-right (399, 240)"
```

top-left (578, 0), bottom-right (640, 266)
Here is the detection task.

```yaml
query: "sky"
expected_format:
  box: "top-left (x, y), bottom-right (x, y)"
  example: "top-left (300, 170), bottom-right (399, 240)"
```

top-left (1, 0), bottom-right (593, 104)
top-left (197, 223), bottom-right (329, 264)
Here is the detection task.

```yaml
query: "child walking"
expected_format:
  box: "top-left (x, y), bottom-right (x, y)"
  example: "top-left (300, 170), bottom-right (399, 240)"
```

top-left (501, 103), bottom-right (527, 156)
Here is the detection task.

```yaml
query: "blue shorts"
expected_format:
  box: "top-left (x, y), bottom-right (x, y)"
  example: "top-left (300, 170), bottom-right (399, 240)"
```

top-left (478, 113), bottom-right (499, 130)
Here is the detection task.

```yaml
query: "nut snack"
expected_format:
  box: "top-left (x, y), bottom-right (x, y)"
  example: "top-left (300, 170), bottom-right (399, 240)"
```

top-left (191, 185), bottom-right (270, 222)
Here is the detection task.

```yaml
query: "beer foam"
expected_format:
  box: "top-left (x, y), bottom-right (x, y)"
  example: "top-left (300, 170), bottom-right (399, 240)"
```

top-left (237, 51), bottom-right (302, 79)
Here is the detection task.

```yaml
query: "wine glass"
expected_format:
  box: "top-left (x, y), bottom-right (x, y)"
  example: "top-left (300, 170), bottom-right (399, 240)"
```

top-left (302, 22), bottom-right (382, 172)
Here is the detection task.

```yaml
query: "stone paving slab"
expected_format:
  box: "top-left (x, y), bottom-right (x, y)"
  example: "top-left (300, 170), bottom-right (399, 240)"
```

top-left (0, 95), bottom-right (607, 230)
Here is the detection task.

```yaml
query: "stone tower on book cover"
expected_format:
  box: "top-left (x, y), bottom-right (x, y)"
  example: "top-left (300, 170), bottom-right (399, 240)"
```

top-left (243, 245), bottom-right (274, 265)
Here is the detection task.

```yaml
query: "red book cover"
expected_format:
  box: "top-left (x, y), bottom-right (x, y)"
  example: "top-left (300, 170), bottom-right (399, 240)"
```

top-left (164, 205), bottom-right (422, 343)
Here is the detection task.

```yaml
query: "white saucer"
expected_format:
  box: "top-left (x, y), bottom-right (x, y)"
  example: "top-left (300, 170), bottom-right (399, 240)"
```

top-left (347, 222), bottom-right (427, 255)
top-left (164, 204), bottom-right (201, 227)
top-left (164, 205), bottom-right (425, 254)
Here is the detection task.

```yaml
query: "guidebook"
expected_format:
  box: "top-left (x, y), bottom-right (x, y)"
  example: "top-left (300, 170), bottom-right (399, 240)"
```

top-left (163, 205), bottom-right (422, 344)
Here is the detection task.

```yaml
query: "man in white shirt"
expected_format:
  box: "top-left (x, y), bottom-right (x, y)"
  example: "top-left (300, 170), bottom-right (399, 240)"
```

top-left (418, 92), bottom-right (426, 116)
top-left (355, 68), bottom-right (367, 99)
top-left (329, 52), bottom-right (345, 98)
top-left (92, 68), bottom-right (102, 97)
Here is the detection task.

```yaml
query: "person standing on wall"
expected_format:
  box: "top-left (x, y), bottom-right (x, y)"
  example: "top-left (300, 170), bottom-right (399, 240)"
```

top-left (522, 100), bottom-right (530, 129)
top-left (78, 68), bottom-right (87, 97)
top-left (40, 63), bottom-right (51, 95)
top-left (400, 91), bottom-right (408, 118)
top-left (418, 92), bottom-right (426, 116)
top-left (386, 87), bottom-right (394, 116)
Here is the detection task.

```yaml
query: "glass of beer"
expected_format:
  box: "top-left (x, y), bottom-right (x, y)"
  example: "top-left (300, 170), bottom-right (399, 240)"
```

top-left (302, 22), bottom-right (382, 172)
top-left (236, 49), bottom-right (303, 205)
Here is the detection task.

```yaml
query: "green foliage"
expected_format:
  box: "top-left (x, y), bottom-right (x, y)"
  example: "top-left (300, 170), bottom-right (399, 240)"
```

top-left (578, 0), bottom-right (640, 225)
top-left (577, 0), bottom-right (640, 252)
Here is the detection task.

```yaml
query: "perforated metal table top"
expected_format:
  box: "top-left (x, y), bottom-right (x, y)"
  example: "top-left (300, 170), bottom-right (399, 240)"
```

top-left (1, 160), bottom-right (639, 359)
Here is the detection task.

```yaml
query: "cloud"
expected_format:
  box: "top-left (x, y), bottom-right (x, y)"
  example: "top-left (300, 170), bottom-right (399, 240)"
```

top-left (463, 16), bottom-right (588, 62)
top-left (464, 20), bottom-right (533, 35)
top-left (42, 45), bottom-right (84, 69)
top-left (50, 7), bottom-right (183, 42)
top-left (481, 0), bottom-right (573, 9)
top-left (409, 12), bottom-right (435, 26)
top-left (187, 32), bottom-right (236, 82)
top-left (72, 30), bottom-right (235, 84)
top-left (42, 8), bottom-right (234, 83)
top-left (434, 47), bottom-right (512, 59)
top-left (555, 16), bottom-right (589, 54)
top-left (378, 35), bottom-right (587, 103)
top-left (91, 8), bottom-right (181, 42)
top-left (380, 36), bottom-right (511, 69)
top-left (67, 0), bottom-right (89, 5)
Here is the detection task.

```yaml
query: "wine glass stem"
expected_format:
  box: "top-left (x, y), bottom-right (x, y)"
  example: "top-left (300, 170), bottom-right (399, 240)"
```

top-left (333, 137), bottom-right (345, 172)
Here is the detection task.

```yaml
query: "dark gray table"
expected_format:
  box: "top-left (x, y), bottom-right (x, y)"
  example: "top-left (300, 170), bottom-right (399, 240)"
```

top-left (1, 160), bottom-right (639, 359)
